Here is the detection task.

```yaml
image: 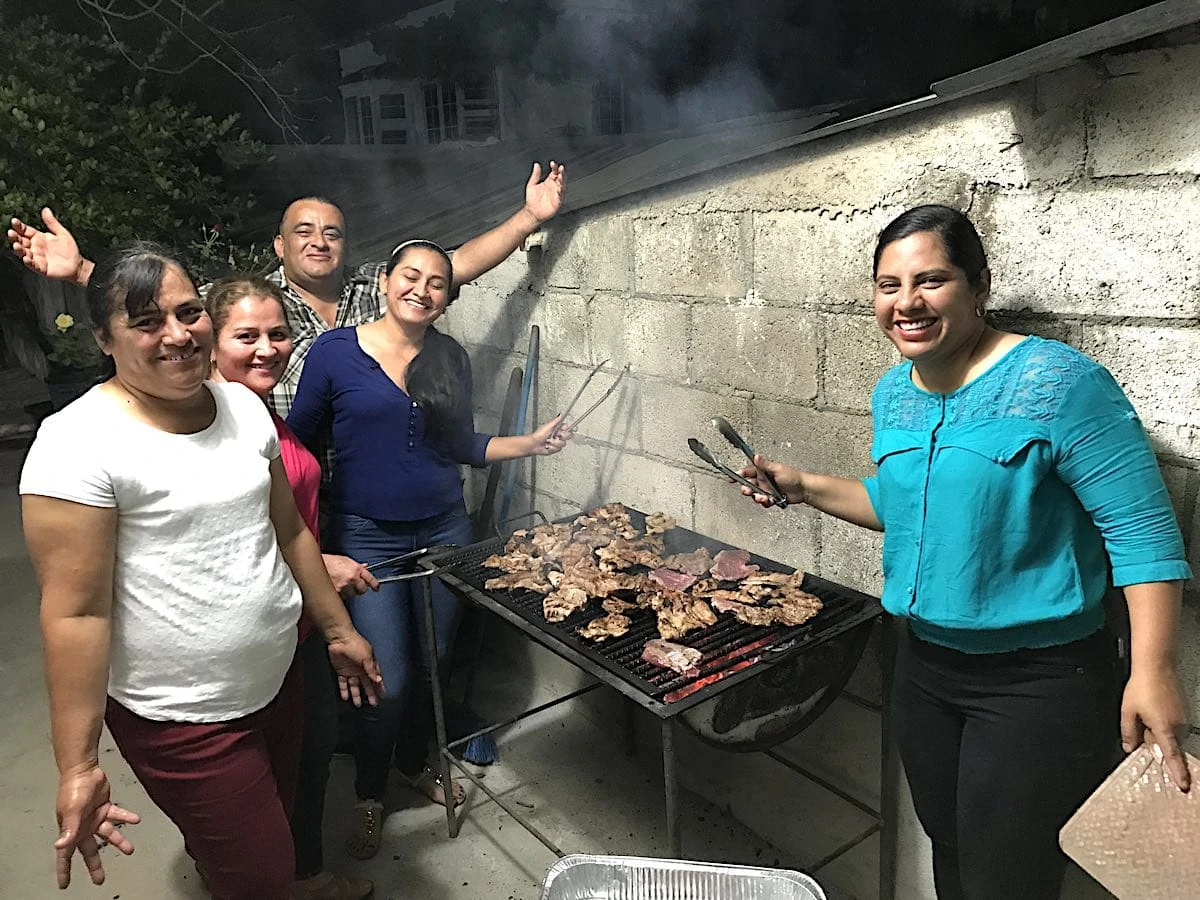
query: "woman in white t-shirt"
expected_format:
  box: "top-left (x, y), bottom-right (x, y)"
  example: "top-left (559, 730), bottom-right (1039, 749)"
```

top-left (20, 243), bottom-right (382, 900)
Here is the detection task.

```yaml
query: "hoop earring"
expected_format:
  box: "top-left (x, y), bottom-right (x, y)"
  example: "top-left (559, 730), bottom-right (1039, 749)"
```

top-left (975, 306), bottom-right (986, 318)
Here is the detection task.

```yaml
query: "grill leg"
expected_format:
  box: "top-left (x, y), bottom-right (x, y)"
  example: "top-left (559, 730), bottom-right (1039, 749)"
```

top-left (878, 616), bottom-right (900, 900)
top-left (422, 574), bottom-right (461, 839)
top-left (662, 719), bottom-right (681, 858)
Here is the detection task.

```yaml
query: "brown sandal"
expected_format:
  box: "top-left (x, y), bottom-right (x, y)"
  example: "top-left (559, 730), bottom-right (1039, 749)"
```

top-left (402, 766), bottom-right (466, 808)
top-left (291, 870), bottom-right (375, 899)
top-left (344, 800), bottom-right (385, 860)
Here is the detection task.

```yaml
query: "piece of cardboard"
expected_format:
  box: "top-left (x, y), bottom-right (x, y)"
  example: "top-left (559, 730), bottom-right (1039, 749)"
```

top-left (1059, 743), bottom-right (1200, 900)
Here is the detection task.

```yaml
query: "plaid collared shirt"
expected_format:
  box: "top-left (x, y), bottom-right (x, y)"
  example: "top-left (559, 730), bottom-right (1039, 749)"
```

top-left (263, 262), bottom-right (386, 418)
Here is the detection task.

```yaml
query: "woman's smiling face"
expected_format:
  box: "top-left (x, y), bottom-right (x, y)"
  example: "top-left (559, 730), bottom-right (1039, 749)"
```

top-left (873, 230), bottom-right (989, 366)
top-left (378, 246), bottom-right (452, 330)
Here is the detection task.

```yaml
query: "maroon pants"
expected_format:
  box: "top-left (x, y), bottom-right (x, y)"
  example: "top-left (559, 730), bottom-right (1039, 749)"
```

top-left (104, 659), bottom-right (303, 900)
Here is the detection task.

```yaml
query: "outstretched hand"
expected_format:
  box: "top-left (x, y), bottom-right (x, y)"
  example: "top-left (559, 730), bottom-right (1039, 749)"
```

top-left (54, 766), bottom-right (140, 889)
top-left (523, 161), bottom-right (566, 224)
top-left (8, 208), bottom-right (88, 284)
top-left (327, 631), bottom-right (384, 707)
top-left (529, 415), bottom-right (573, 456)
top-left (737, 454), bottom-right (805, 507)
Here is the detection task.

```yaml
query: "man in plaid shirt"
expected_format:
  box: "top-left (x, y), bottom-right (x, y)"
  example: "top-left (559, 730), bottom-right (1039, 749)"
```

top-left (265, 161), bottom-right (565, 417)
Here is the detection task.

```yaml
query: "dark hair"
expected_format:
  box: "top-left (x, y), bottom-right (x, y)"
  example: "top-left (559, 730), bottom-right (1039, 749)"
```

top-left (87, 242), bottom-right (194, 341)
top-left (205, 275), bottom-right (289, 336)
top-left (872, 205), bottom-right (989, 285)
top-left (278, 195), bottom-right (346, 234)
top-left (387, 241), bottom-right (466, 445)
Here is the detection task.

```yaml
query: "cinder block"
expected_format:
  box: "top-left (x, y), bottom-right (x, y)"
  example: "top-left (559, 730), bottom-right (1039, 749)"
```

top-left (1160, 465), bottom-right (1193, 545)
top-left (525, 291), bottom-right (590, 364)
top-left (818, 515), bottom-right (885, 598)
top-left (1175, 596), bottom-right (1200, 731)
top-left (692, 473), bottom-right (818, 573)
top-left (446, 284), bottom-right (528, 351)
top-left (467, 346), bottom-right (525, 417)
top-left (754, 209), bottom-right (884, 309)
top-left (527, 440), bottom-right (598, 509)
top-left (539, 361), bottom-right (640, 449)
top-left (1078, 326), bottom-right (1200, 458)
top-left (638, 381), bottom-right (752, 463)
top-left (588, 296), bottom-right (690, 380)
top-left (633, 214), bottom-right (750, 298)
top-left (589, 448), bottom-right (694, 524)
top-left (1092, 45), bottom-right (1200, 178)
top-left (979, 184), bottom-right (1200, 318)
top-left (690, 304), bottom-right (819, 401)
top-left (749, 399), bottom-right (875, 481)
top-left (544, 216), bottom-right (635, 292)
top-left (464, 250), bottom-right (535, 296)
top-left (823, 314), bottom-right (898, 412)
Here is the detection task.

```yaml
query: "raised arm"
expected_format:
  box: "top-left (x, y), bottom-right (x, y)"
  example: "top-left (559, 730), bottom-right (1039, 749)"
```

top-left (24, 495), bottom-right (140, 889)
top-left (266, 457), bottom-right (382, 705)
top-left (449, 162), bottom-right (566, 288)
top-left (8, 207), bottom-right (94, 286)
top-left (739, 455), bottom-right (883, 531)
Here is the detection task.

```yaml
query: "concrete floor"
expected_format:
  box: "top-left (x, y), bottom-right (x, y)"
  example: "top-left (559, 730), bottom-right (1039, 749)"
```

top-left (0, 441), bottom-right (836, 900)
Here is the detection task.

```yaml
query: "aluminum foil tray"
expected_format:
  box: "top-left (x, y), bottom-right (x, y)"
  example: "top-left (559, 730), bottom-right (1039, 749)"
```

top-left (540, 855), bottom-right (827, 900)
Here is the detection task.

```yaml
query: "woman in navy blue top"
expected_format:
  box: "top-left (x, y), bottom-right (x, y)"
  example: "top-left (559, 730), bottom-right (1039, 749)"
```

top-left (736, 206), bottom-right (1191, 899)
top-left (288, 240), bottom-right (571, 860)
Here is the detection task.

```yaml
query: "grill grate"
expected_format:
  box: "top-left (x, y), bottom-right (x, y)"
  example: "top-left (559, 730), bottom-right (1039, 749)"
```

top-left (430, 507), bottom-right (883, 711)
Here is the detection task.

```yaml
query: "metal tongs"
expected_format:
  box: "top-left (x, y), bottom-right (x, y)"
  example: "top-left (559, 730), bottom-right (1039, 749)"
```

top-left (687, 416), bottom-right (788, 508)
top-left (553, 359), bottom-right (631, 435)
top-left (364, 545), bottom-right (457, 583)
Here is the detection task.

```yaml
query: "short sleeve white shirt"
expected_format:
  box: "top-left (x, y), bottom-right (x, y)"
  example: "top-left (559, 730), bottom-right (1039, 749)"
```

top-left (20, 381), bottom-right (302, 722)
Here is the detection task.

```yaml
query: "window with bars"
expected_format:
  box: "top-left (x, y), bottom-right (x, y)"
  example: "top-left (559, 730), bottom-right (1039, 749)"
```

top-left (380, 93), bottom-right (406, 119)
top-left (422, 82), bottom-right (460, 143)
top-left (592, 81), bottom-right (624, 135)
top-left (381, 129), bottom-right (408, 144)
top-left (358, 96), bottom-right (375, 143)
top-left (344, 97), bottom-right (360, 143)
top-left (461, 73), bottom-right (500, 140)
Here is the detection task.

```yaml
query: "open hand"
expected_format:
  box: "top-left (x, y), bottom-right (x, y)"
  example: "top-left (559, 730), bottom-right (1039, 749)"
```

top-left (322, 553), bottom-right (380, 598)
top-left (737, 454), bottom-right (805, 507)
top-left (54, 766), bottom-right (140, 889)
top-left (327, 631), bottom-right (383, 707)
top-left (1121, 666), bottom-right (1192, 791)
top-left (8, 208), bottom-right (88, 283)
top-left (523, 161), bottom-right (566, 224)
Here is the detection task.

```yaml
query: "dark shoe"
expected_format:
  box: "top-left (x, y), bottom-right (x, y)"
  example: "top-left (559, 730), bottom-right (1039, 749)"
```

top-left (344, 800), bottom-right (385, 861)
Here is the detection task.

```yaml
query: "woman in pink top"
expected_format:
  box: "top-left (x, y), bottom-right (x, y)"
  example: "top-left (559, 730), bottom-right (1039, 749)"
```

top-left (207, 276), bottom-right (376, 900)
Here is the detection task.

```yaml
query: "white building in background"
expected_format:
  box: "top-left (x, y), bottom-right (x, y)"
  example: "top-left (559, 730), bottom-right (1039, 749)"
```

top-left (337, 0), bottom-right (725, 147)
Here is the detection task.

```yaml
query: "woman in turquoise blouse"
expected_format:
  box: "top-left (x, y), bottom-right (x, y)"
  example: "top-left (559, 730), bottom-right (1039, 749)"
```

top-left (738, 205), bottom-right (1191, 900)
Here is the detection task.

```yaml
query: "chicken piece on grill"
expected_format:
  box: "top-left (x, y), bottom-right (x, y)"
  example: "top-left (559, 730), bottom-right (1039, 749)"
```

top-left (602, 596), bottom-right (636, 614)
top-left (543, 586), bottom-right (589, 622)
top-left (577, 612), bottom-right (632, 642)
top-left (530, 523), bottom-right (574, 559)
top-left (484, 571), bottom-right (552, 594)
top-left (709, 548), bottom-right (760, 581)
top-left (768, 589), bottom-right (823, 626)
top-left (559, 541), bottom-right (596, 571)
top-left (596, 537), bottom-right (664, 572)
top-left (655, 593), bottom-right (718, 641)
top-left (483, 551), bottom-right (543, 575)
top-left (740, 570), bottom-right (805, 599)
top-left (503, 529), bottom-right (531, 553)
top-left (641, 639), bottom-right (702, 678)
top-left (644, 511), bottom-right (677, 535)
top-left (661, 546), bottom-right (714, 576)
top-left (710, 596), bottom-right (779, 626)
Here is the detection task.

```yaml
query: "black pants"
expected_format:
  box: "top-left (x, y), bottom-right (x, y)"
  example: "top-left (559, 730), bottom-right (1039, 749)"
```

top-left (892, 627), bottom-right (1120, 900)
top-left (291, 629), bottom-right (340, 879)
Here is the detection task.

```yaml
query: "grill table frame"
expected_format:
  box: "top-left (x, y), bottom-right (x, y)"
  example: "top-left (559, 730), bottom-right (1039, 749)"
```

top-left (413, 508), bottom-right (897, 899)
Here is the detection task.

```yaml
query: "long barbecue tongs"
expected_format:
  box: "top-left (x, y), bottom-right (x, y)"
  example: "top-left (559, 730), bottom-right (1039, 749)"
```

top-left (364, 545), bottom-right (457, 583)
top-left (554, 360), bottom-right (630, 435)
top-left (687, 416), bottom-right (788, 508)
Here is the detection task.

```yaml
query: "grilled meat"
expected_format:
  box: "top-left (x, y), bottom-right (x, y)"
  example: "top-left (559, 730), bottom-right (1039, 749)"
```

top-left (602, 597), bottom-right (636, 614)
top-left (543, 585), bottom-right (590, 622)
top-left (596, 537), bottom-right (664, 572)
top-left (641, 639), bottom-right (702, 678)
top-left (768, 589), bottom-right (823, 626)
top-left (655, 592), bottom-right (718, 641)
top-left (484, 571), bottom-right (553, 594)
top-left (711, 596), bottom-right (779, 626)
top-left (577, 612), bottom-right (632, 642)
top-left (661, 546), bottom-right (714, 576)
top-left (644, 512), bottom-right (677, 535)
top-left (710, 548), bottom-right (760, 581)
top-left (649, 567), bottom-right (699, 592)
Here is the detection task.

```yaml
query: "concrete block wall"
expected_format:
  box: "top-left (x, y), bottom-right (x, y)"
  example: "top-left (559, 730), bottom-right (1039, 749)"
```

top-left (447, 34), bottom-right (1200, 900)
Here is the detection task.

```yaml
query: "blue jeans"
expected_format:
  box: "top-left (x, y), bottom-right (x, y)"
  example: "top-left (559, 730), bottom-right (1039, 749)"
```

top-left (332, 503), bottom-right (472, 801)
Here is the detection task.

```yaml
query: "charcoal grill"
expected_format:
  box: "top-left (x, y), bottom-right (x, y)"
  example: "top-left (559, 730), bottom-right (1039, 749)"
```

top-left (413, 506), bottom-right (897, 899)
